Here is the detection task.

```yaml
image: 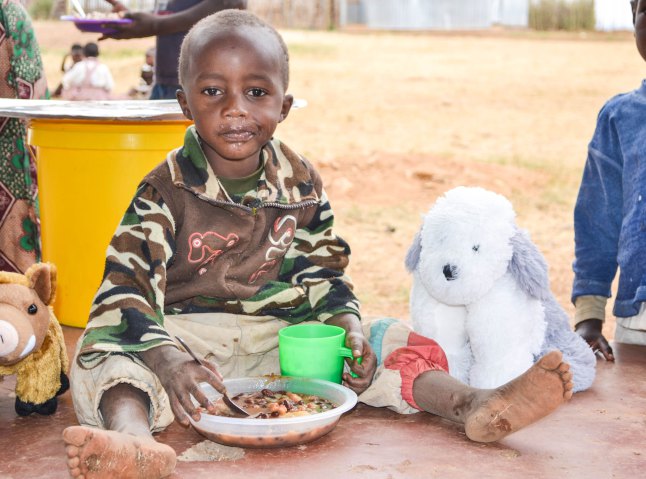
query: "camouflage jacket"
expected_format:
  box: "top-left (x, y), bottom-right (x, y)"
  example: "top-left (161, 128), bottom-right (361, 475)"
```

top-left (77, 127), bottom-right (360, 367)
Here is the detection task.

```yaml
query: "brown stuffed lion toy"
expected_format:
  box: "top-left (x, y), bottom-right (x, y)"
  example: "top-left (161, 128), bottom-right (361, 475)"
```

top-left (0, 263), bottom-right (69, 415)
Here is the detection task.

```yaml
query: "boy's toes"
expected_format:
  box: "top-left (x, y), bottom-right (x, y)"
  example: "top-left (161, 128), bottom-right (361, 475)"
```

top-left (561, 370), bottom-right (573, 382)
top-left (537, 350), bottom-right (564, 370)
top-left (556, 361), bottom-right (571, 374)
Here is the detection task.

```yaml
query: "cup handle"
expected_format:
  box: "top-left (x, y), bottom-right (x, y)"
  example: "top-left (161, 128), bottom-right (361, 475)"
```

top-left (339, 347), bottom-right (363, 378)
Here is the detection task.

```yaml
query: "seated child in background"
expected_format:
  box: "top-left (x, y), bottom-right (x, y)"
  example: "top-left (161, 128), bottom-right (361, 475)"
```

top-left (572, 0), bottom-right (646, 360)
top-left (61, 42), bottom-right (114, 101)
top-left (62, 10), bottom-right (574, 479)
top-left (62, 43), bottom-right (84, 72)
top-left (128, 46), bottom-right (155, 99)
top-left (52, 43), bottom-right (83, 98)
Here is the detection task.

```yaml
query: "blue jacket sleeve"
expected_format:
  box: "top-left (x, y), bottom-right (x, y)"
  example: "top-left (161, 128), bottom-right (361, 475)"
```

top-left (571, 101), bottom-right (623, 303)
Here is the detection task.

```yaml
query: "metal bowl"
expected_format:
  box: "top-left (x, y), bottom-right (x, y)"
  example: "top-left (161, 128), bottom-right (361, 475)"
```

top-left (189, 376), bottom-right (357, 448)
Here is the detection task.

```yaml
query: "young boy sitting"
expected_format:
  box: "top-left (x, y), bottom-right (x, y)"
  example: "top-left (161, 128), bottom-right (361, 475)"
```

top-left (63, 10), bottom-right (574, 479)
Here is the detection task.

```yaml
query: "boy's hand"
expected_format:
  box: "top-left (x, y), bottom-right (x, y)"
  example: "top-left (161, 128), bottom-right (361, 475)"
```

top-left (139, 344), bottom-right (226, 426)
top-left (326, 314), bottom-right (377, 394)
top-left (575, 318), bottom-right (614, 361)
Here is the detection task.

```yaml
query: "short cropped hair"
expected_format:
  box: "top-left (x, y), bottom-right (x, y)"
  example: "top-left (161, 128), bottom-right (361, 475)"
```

top-left (84, 42), bottom-right (99, 58)
top-left (178, 9), bottom-right (290, 89)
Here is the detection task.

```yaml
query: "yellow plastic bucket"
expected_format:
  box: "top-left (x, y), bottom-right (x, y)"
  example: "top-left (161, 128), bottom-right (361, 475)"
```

top-left (29, 118), bottom-right (191, 328)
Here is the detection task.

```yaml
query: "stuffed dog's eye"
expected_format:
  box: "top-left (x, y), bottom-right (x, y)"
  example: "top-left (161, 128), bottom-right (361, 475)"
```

top-left (27, 304), bottom-right (38, 315)
top-left (472, 245), bottom-right (480, 252)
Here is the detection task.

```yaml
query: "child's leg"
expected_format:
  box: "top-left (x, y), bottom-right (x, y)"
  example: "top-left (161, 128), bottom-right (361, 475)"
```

top-left (63, 340), bottom-right (178, 479)
top-left (64, 383), bottom-right (176, 479)
top-left (62, 312), bottom-right (282, 479)
top-left (359, 318), bottom-right (573, 442)
top-left (412, 350), bottom-right (573, 442)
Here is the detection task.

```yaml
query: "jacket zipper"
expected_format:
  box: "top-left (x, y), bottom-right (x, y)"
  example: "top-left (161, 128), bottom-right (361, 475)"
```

top-left (181, 185), bottom-right (319, 214)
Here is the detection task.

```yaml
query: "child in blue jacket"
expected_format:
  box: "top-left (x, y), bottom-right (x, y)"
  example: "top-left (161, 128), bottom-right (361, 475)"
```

top-left (572, 0), bottom-right (646, 359)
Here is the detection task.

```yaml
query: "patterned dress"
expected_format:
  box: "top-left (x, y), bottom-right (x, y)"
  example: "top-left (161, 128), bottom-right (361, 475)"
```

top-left (0, 0), bottom-right (48, 273)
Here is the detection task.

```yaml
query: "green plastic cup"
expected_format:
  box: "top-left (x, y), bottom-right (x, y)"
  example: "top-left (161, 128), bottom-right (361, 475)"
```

top-left (279, 324), bottom-right (354, 383)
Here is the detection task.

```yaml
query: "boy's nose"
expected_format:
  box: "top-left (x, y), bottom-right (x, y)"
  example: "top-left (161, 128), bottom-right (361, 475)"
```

top-left (223, 95), bottom-right (248, 118)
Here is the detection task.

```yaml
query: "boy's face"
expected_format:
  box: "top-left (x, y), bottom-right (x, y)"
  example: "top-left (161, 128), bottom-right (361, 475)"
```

top-left (177, 27), bottom-right (293, 178)
top-left (634, 0), bottom-right (646, 61)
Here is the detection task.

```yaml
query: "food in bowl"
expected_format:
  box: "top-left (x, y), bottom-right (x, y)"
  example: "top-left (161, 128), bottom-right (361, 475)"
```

top-left (189, 376), bottom-right (357, 448)
top-left (84, 12), bottom-right (123, 19)
top-left (203, 389), bottom-right (337, 419)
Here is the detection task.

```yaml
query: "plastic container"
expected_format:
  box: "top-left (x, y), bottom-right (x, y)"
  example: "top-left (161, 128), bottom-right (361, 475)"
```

top-left (279, 323), bottom-right (354, 383)
top-left (30, 118), bottom-right (190, 327)
top-left (190, 376), bottom-right (357, 448)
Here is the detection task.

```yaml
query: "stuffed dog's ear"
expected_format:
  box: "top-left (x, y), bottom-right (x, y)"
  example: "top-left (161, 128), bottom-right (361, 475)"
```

top-left (405, 229), bottom-right (423, 272)
top-left (508, 228), bottom-right (551, 301)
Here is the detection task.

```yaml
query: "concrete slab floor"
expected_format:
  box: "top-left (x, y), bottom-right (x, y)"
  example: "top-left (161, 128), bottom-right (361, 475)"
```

top-left (1, 326), bottom-right (644, 479)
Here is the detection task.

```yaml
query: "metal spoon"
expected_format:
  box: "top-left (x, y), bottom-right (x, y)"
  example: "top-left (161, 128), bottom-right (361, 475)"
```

top-left (174, 335), bottom-right (251, 417)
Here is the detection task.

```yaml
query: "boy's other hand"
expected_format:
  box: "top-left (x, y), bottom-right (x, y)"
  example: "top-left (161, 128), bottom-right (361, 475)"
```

top-left (139, 344), bottom-right (226, 426)
top-left (575, 318), bottom-right (615, 361)
top-left (342, 330), bottom-right (377, 394)
top-left (325, 313), bottom-right (378, 394)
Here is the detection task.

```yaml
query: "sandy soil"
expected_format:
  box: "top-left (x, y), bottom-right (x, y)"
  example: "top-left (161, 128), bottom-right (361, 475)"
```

top-left (34, 20), bottom-right (645, 339)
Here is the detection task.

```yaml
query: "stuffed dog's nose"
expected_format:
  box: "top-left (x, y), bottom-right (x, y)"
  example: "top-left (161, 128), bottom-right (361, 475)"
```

top-left (442, 264), bottom-right (457, 281)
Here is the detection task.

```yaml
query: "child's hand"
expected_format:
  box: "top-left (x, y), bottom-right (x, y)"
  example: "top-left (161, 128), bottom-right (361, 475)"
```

top-left (326, 314), bottom-right (377, 394)
top-left (575, 318), bottom-right (614, 361)
top-left (341, 331), bottom-right (377, 394)
top-left (139, 344), bottom-right (226, 426)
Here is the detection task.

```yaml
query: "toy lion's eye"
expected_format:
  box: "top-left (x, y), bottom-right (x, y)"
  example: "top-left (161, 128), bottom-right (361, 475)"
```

top-left (27, 304), bottom-right (38, 315)
top-left (472, 245), bottom-right (480, 252)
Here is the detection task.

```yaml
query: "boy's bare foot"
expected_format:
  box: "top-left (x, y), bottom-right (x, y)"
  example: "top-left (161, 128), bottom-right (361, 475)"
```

top-left (63, 426), bottom-right (176, 479)
top-left (464, 350), bottom-right (573, 442)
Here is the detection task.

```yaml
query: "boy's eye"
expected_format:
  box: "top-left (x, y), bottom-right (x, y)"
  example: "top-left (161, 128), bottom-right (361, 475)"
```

top-left (248, 88), bottom-right (267, 97)
top-left (203, 87), bottom-right (222, 96)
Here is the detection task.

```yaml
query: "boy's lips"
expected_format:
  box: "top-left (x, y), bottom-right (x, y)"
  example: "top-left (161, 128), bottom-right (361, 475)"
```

top-left (220, 129), bottom-right (255, 142)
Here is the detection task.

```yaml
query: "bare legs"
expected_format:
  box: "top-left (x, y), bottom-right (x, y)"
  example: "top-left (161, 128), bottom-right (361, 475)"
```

top-left (413, 350), bottom-right (574, 442)
top-left (63, 383), bottom-right (176, 479)
top-left (61, 349), bottom-right (573, 477)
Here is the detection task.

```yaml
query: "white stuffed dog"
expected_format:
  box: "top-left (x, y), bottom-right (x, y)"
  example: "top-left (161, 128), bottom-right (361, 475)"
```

top-left (405, 186), bottom-right (596, 391)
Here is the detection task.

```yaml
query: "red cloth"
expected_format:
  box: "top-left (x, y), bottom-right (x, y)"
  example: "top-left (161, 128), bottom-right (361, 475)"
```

top-left (384, 332), bottom-right (449, 410)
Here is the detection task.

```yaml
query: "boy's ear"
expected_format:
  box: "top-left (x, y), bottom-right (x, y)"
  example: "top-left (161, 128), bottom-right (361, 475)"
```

top-left (279, 94), bottom-right (294, 123)
top-left (176, 89), bottom-right (193, 120)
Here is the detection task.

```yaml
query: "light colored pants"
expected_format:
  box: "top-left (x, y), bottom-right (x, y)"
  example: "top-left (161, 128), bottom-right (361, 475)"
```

top-left (70, 315), bottom-right (448, 431)
top-left (615, 303), bottom-right (646, 345)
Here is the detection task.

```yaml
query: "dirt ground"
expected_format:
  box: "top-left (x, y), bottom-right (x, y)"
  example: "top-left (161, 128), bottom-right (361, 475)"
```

top-left (34, 20), bottom-right (646, 339)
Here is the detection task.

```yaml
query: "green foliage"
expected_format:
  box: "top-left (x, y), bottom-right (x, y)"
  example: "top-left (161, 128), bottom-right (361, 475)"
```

top-left (529, 0), bottom-right (596, 31)
top-left (28, 0), bottom-right (55, 20)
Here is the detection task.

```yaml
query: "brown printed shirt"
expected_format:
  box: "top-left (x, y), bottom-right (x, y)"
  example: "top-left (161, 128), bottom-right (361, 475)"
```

top-left (77, 127), bottom-right (360, 368)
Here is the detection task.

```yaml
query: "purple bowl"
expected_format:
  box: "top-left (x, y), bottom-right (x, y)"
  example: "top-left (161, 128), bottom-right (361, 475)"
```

top-left (61, 15), bottom-right (133, 35)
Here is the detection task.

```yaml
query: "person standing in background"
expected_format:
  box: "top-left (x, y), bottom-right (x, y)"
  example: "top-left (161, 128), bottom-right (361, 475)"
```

top-left (102, 0), bottom-right (247, 99)
top-left (0, 0), bottom-right (49, 273)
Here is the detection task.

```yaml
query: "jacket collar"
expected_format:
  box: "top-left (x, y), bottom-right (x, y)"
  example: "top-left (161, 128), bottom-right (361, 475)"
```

top-left (167, 126), bottom-right (319, 206)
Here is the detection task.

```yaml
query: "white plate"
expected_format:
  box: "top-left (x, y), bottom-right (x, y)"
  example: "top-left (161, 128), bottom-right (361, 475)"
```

top-left (190, 376), bottom-right (357, 448)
